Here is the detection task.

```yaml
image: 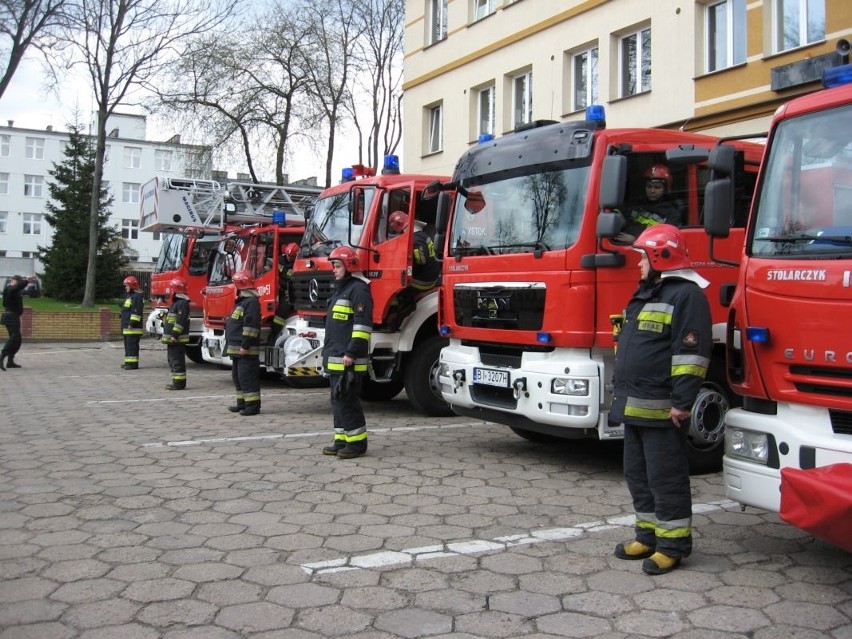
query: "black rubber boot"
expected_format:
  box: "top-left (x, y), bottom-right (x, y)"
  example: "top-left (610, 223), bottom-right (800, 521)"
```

top-left (336, 444), bottom-right (367, 459)
top-left (322, 441), bottom-right (346, 456)
top-left (5, 359), bottom-right (21, 369)
top-left (0, 354), bottom-right (6, 371)
top-left (227, 402), bottom-right (245, 413)
top-left (239, 403), bottom-right (260, 416)
top-left (165, 383), bottom-right (185, 391)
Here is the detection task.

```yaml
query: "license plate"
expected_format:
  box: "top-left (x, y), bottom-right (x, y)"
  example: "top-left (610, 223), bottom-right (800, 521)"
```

top-left (473, 367), bottom-right (510, 388)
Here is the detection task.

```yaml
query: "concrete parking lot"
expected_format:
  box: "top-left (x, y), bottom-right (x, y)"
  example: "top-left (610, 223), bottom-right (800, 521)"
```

top-left (0, 339), bottom-right (850, 639)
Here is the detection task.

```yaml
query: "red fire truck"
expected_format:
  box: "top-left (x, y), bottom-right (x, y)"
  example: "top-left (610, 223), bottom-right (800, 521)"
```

top-left (199, 182), bottom-right (320, 367)
top-left (704, 55), bottom-right (852, 549)
top-left (433, 108), bottom-right (763, 473)
top-left (279, 158), bottom-right (453, 415)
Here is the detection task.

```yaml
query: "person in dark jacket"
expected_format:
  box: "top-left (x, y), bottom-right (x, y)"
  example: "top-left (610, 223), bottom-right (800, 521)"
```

top-left (386, 210), bottom-right (440, 327)
top-left (1, 274), bottom-right (36, 370)
top-left (226, 270), bottom-right (262, 416)
top-left (270, 242), bottom-right (299, 345)
top-left (322, 246), bottom-right (373, 459)
top-left (610, 224), bottom-right (712, 576)
top-left (162, 277), bottom-right (190, 391)
top-left (120, 275), bottom-right (145, 370)
top-left (617, 164), bottom-right (684, 243)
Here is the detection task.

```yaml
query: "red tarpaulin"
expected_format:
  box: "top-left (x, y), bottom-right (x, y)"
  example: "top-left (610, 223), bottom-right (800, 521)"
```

top-left (780, 463), bottom-right (852, 552)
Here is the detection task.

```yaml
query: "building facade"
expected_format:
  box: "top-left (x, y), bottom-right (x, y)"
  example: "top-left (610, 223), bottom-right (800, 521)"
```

top-left (0, 113), bottom-right (211, 279)
top-left (403, 0), bottom-right (852, 176)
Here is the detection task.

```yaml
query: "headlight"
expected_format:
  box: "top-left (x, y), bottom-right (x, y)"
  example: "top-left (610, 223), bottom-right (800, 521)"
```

top-left (552, 378), bottom-right (589, 396)
top-left (725, 427), bottom-right (769, 464)
top-left (439, 362), bottom-right (450, 377)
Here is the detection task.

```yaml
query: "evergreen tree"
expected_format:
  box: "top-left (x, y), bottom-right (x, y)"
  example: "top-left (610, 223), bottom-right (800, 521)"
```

top-left (39, 124), bottom-right (127, 301)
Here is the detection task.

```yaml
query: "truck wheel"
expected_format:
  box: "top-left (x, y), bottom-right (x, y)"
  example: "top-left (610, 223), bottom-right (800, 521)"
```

top-left (685, 377), bottom-right (730, 475)
top-left (361, 377), bottom-right (405, 402)
top-left (186, 346), bottom-right (205, 364)
top-left (404, 335), bottom-right (453, 417)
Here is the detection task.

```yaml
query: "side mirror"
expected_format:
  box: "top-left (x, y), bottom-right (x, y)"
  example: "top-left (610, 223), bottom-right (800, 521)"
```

top-left (599, 155), bottom-right (627, 209)
top-left (705, 179), bottom-right (732, 238)
top-left (464, 190), bottom-right (486, 214)
top-left (350, 188), bottom-right (365, 225)
top-left (597, 211), bottom-right (624, 238)
top-left (709, 144), bottom-right (736, 176)
top-left (422, 180), bottom-right (443, 200)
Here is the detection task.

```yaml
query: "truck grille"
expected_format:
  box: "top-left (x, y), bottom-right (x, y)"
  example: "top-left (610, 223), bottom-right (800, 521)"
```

top-left (291, 272), bottom-right (335, 313)
top-left (830, 410), bottom-right (852, 436)
top-left (454, 285), bottom-right (545, 331)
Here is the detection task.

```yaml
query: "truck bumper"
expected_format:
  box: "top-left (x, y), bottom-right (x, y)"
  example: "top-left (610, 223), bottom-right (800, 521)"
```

top-left (146, 309), bottom-right (204, 346)
top-left (723, 403), bottom-right (852, 513)
top-left (201, 328), bottom-right (232, 367)
top-left (279, 325), bottom-right (324, 379)
top-left (438, 341), bottom-right (620, 439)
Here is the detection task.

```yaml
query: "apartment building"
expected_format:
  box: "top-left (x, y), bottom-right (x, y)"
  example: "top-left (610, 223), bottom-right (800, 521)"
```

top-left (0, 113), bottom-right (212, 279)
top-left (403, 0), bottom-right (852, 176)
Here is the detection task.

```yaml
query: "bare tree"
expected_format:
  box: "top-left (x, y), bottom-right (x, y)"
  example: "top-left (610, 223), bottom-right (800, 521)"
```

top-left (0, 0), bottom-right (69, 100)
top-left (58, 0), bottom-right (238, 306)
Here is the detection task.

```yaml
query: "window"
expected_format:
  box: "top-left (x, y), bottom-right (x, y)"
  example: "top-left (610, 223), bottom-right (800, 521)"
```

top-left (621, 27), bottom-right (652, 97)
top-left (121, 218), bottom-right (139, 240)
top-left (427, 104), bottom-right (443, 154)
top-left (24, 175), bottom-right (43, 197)
top-left (474, 0), bottom-right (495, 21)
top-left (0, 135), bottom-right (9, 157)
top-left (706, 0), bottom-right (746, 72)
top-left (104, 144), bottom-right (111, 165)
top-left (573, 47), bottom-right (599, 110)
top-left (21, 251), bottom-right (38, 258)
top-left (122, 182), bottom-right (141, 204)
top-left (774, 0), bottom-right (824, 52)
top-left (25, 137), bottom-right (45, 160)
top-left (0, 173), bottom-right (7, 195)
top-left (23, 213), bottom-right (43, 235)
top-left (513, 71), bottom-right (533, 127)
top-left (429, 0), bottom-right (447, 44)
top-left (155, 149), bottom-right (172, 171)
top-left (124, 147), bottom-right (141, 169)
top-left (478, 86), bottom-right (495, 138)
top-left (0, 211), bottom-right (6, 233)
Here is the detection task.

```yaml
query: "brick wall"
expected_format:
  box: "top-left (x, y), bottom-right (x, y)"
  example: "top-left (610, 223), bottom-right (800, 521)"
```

top-left (19, 308), bottom-right (124, 342)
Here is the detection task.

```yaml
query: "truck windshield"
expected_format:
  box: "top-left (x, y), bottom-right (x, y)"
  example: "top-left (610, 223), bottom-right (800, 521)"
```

top-left (155, 233), bottom-right (187, 272)
top-left (752, 104), bottom-right (852, 257)
top-left (303, 188), bottom-right (370, 256)
top-left (449, 165), bottom-right (590, 255)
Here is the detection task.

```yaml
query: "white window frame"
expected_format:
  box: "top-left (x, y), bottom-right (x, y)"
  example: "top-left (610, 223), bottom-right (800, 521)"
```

top-left (24, 175), bottom-right (43, 198)
top-left (706, 0), bottom-right (746, 73)
top-left (429, 0), bottom-right (448, 44)
top-left (25, 137), bottom-right (45, 160)
top-left (572, 46), bottom-right (599, 111)
top-left (513, 71), bottom-right (533, 128)
top-left (620, 27), bottom-right (652, 97)
top-left (474, 0), bottom-right (495, 21)
top-left (0, 211), bottom-right (7, 234)
top-left (0, 134), bottom-right (9, 157)
top-left (124, 146), bottom-right (142, 169)
top-left (0, 172), bottom-right (8, 195)
top-left (155, 149), bottom-right (173, 172)
top-left (22, 213), bottom-right (43, 235)
top-left (122, 182), bottom-right (141, 204)
top-left (121, 218), bottom-right (139, 240)
top-left (773, 0), bottom-right (825, 53)
top-left (478, 85), bottom-right (495, 138)
top-left (428, 104), bottom-right (443, 154)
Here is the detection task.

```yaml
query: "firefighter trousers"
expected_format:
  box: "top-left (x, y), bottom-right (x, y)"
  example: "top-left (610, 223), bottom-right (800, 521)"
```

top-left (231, 355), bottom-right (260, 409)
top-left (623, 423), bottom-right (693, 558)
top-left (1, 313), bottom-right (22, 359)
top-left (329, 373), bottom-right (367, 450)
top-left (123, 334), bottom-right (140, 367)
top-left (167, 343), bottom-right (187, 388)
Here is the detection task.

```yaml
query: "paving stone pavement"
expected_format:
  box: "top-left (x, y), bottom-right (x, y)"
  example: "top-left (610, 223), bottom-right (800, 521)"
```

top-left (0, 339), bottom-right (850, 639)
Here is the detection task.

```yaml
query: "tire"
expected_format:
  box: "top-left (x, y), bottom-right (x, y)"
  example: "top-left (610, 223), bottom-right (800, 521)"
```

top-left (186, 346), bottom-right (205, 364)
top-left (361, 376), bottom-right (404, 402)
top-left (509, 427), bottom-right (558, 443)
top-left (685, 359), bottom-right (735, 474)
top-left (403, 335), bottom-right (453, 417)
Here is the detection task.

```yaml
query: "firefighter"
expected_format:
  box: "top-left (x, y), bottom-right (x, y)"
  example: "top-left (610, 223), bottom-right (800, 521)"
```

top-left (387, 211), bottom-right (439, 328)
top-left (120, 275), bottom-right (145, 370)
top-left (226, 270), bottom-right (262, 416)
top-left (270, 242), bottom-right (299, 345)
top-left (1, 274), bottom-right (36, 370)
top-left (162, 277), bottom-right (190, 390)
top-left (617, 164), bottom-right (684, 243)
top-left (610, 224), bottom-right (712, 575)
top-left (322, 246), bottom-right (373, 459)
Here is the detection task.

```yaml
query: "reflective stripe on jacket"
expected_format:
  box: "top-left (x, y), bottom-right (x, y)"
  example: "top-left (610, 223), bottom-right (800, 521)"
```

top-left (225, 294), bottom-right (261, 356)
top-left (323, 275), bottom-right (373, 375)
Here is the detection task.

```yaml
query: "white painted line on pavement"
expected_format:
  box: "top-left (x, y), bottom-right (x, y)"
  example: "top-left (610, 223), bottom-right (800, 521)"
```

top-left (91, 391), bottom-right (322, 405)
top-left (141, 421), bottom-right (483, 449)
top-left (300, 499), bottom-right (739, 576)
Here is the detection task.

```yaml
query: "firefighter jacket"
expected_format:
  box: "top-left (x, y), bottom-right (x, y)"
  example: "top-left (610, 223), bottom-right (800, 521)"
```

top-left (120, 291), bottom-right (144, 335)
top-left (162, 296), bottom-right (190, 344)
top-left (412, 230), bottom-right (440, 291)
top-left (225, 293), bottom-right (261, 356)
top-left (624, 198), bottom-right (683, 238)
top-left (609, 275), bottom-right (712, 428)
top-left (323, 274), bottom-right (373, 375)
top-left (273, 258), bottom-right (295, 326)
top-left (2, 278), bottom-right (29, 317)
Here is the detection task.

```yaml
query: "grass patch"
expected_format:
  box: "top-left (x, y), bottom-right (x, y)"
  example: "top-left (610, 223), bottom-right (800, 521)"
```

top-left (25, 297), bottom-right (122, 313)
